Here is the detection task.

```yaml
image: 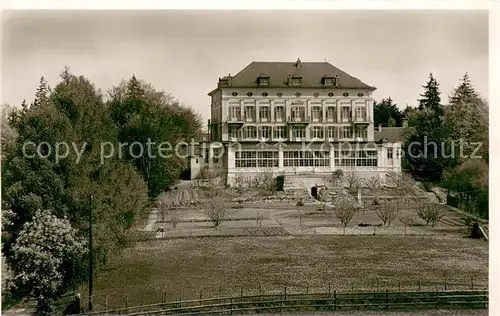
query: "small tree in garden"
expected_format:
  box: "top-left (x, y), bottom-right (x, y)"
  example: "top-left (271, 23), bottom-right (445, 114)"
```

top-left (256, 210), bottom-right (265, 228)
top-left (394, 173), bottom-right (415, 206)
top-left (416, 203), bottom-right (445, 226)
top-left (375, 200), bottom-right (400, 226)
top-left (344, 171), bottom-right (361, 194)
top-left (157, 191), bottom-right (182, 228)
top-left (317, 187), bottom-right (329, 213)
top-left (9, 210), bottom-right (87, 315)
top-left (333, 196), bottom-right (358, 227)
top-left (327, 169), bottom-right (344, 187)
top-left (203, 197), bottom-right (228, 227)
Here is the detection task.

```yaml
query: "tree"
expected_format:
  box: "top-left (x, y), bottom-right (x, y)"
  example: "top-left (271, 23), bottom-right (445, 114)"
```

top-left (375, 200), bottom-right (400, 226)
top-left (107, 76), bottom-right (202, 197)
top-left (374, 97), bottom-right (404, 127)
top-left (404, 73), bottom-right (446, 181)
top-left (343, 171), bottom-right (361, 193)
top-left (443, 73), bottom-right (488, 163)
top-left (333, 196), bottom-right (358, 228)
top-left (157, 191), bottom-right (182, 228)
top-left (2, 69), bottom-right (149, 292)
top-left (8, 210), bottom-right (87, 315)
top-left (203, 198), bottom-right (228, 227)
top-left (416, 203), bottom-right (444, 226)
top-left (326, 169), bottom-right (343, 187)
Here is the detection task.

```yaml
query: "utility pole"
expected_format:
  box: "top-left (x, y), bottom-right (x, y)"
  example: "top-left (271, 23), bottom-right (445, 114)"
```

top-left (88, 194), bottom-right (93, 311)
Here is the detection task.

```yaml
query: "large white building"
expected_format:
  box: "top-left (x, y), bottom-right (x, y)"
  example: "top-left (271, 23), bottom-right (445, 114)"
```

top-left (189, 59), bottom-right (404, 186)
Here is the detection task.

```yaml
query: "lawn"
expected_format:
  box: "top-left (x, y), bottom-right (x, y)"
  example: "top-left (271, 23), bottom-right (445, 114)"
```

top-left (82, 235), bottom-right (488, 311)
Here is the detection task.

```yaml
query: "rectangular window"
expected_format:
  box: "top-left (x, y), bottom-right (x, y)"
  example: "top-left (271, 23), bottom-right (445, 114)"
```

top-left (355, 127), bottom-right (368, 139)
top-left (273, 126), bottom-right (286, 139)
top-left (244, 106), bottom-right (255, 121)
top-left (341, 106), bottom-right (351, 122)
top-left (244, 126), bottom-right (257, 139)
top-left (259, 78), bottom-right (269, 86)
top-left (324, 78), bottom-right (334, 86)
top-left (275, 106), bottom-right (284, 121)
top-left (291, 107), bottom-right (305, 121)
top-left (326, 106), bottom-right (337, 122)
top-left (327, 126), bottom-right (337, 139)
top-left (387, 148), bottom-right (393, 159)
top-left (213, 148), bottom-right (220, 164)
top-left (356, 107), bottom-right (366, 121)
top-left (311, 106), bottom-right (322, 121)
top-left (292, 78), bottom-right (301, 86)
top-left (292, 126), bottom-right (306, 139)
top-left (229, 126), bottom-right (240, 139)
top-left (284, 150), bottom-right (330, 167)
top-left (341, 126), bottom-right (352, 139)
top-left (259, 106), bottom-right (270, 121)
top-left (260, 126), bottom-right (270, 139)
top-left (310, 126), bottom-right (324, 139)
top-left (235, 151), bottom-right (278, 168)
top-left (204, 148), bottom-right (209, 164)
top-left (229, 106), bottom-right (241, 121)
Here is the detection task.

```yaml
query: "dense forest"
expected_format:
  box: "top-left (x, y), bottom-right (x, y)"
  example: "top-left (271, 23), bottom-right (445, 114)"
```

top-left (1, 68), bottom-right (202, 313)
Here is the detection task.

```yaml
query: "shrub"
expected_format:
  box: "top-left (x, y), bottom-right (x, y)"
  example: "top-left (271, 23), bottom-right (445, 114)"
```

top-left (416, 203), bottom-right (445, 226)
top-left (275, 175), bottom-right (285, 191)
top-left (296, 198), bottom-right (304, 207)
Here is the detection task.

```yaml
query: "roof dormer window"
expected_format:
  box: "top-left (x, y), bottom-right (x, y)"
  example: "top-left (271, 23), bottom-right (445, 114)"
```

top-left (258, 74), bottom-right (270, 86)
top-left (323, 75), bottom-right (335, 86)
top-left (291, 76), bottom-right (302, 86)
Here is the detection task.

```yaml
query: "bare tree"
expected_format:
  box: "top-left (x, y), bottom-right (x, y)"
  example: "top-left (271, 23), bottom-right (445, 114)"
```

top-left (256, 210), bottom-right (265, 228)
top-left (317, 187), bottom-right (329, 213)
top-left (365, 176), bottom-right (381, 193)
top-left (344, 171), bottom-right (361, 194)
top-left (203, 197), bottom-right (228, 227)
top-left (333, 196), bottom-right (358, 227)
top-left (393, 173), bottom-right (415, 206)
top-left (374, 200), bottom-right (400, 226)
top-left (327, 169), bottom-right (344, 187)
top-left (416, 203), bottom-right (445, 226)
top-left (157, 191), bottom-right (182, 228)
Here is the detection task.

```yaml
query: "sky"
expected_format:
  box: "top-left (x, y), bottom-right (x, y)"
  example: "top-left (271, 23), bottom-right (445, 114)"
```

top-left (2, 10), bottom-right (489, 124)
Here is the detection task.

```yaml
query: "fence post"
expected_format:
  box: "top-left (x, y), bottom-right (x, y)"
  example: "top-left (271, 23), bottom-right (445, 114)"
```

top-left (199, 289), bottom-right (203, 302)
top-left (385, 289), bottom-right (389, 309)
top-left (328, 283), bottom-right (331, 296)
top-left (398, 280), bottom-right (401, 292)
top-left (230, 296), bottom-right (233, 315)
top-left (376, 279), bottom-right (380, 293)
top-left (404, 225), bottom-right (407, 236)
top-left (259, 284), bottom-right (262, 297)
top-left (284, 286), bottom-right (287, 300)
top-left (125, 295), bottom-right (128, 309)
top-left (373, 226), bottom-right (376, 235)
top-left (105, 295), bottom-right (108, 311)
top-left (435, 289), bottom-right (439, 309)
top-left (471, 277), bottom-right (474, 290)
top-left (333, 290), bottom-right (337, 310)
top-left (240, 287), bottom-right (243, 302)
top-left (418, 279), bottom-right (421, 292)
top-left (306, 283), bottom-right (309, 294)
top-left (444, 277), bottom-right (447, 291)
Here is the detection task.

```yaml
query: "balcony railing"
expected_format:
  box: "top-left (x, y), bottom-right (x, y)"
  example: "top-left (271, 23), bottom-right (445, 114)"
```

top-left (287, 116), bottom-right (310, 124)
top-left (353, 116), bottom-right (371, 124)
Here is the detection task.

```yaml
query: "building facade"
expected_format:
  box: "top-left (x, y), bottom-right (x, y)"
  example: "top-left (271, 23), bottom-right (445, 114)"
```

top-left (191, 59), bottom-right (403, 186)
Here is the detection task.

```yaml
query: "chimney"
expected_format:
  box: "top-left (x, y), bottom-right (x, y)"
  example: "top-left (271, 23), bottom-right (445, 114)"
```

top-left (378, 124), bottom-right (382, 132)
top-left (402, 118), bottom-right (408, 127)
top-left (295, 58), bottom-right (302, 68)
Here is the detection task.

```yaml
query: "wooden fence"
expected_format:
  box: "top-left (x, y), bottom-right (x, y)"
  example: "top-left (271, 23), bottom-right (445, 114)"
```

top-left (71, 289), bottom-right (487, 316)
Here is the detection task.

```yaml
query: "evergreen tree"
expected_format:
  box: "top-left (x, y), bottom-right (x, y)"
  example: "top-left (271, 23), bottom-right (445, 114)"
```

top-left (373, 97), bottom-right (404, 127)
top-left (403, 73), bottom-right (446, 181)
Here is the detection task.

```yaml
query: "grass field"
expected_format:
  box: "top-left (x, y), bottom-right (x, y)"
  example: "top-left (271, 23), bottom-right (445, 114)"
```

top-left (82, 235), bottom-right (488, 310)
